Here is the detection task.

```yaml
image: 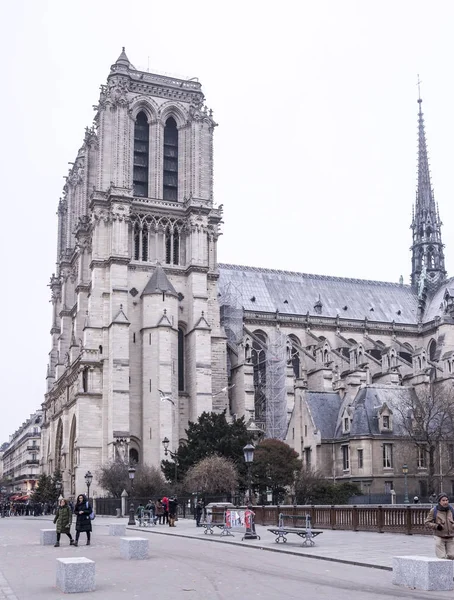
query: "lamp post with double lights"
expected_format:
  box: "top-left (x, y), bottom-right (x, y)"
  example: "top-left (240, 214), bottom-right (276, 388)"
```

top-left (84, 471), bottom-right (93, 503)
top-left (127, 466), bottom-right (136, 525)
top-left (402, 464), bottom-right (410, 504)
top-left (162, 437), bottom-right (178, 483)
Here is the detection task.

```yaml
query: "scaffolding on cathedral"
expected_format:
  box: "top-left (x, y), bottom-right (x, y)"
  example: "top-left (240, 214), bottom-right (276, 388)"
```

top-left (219, 280), bottom-right (244, 379)
top-left (264, 329), bottom-right (288, 440)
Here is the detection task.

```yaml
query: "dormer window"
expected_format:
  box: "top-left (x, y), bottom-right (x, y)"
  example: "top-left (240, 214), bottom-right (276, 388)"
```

top-left (343, 417), bottom-right (350, 433)
top-left (378, 404), bottom-right (393, 432)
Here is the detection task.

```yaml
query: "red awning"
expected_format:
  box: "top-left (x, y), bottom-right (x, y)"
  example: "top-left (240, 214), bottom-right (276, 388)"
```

top-left (19, 496), bottom-right (29, 501)
top-left (9, 495), bottom-right (20, 501)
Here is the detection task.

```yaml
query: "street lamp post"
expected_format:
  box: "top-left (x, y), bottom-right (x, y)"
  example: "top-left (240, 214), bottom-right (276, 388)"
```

top-left (243, 443), bottom-right (255, 505)
top-left (162, 437), bottom-right (178, 483)
top-left (127, 466), bottom-right (136, 525)
top-left (243, 443), bottom-right (259, 540)
top-left (55, 480), bottom-right (63, 500)
top-left (402, 464), bottom-right (410, 504)
top-left (84, 471), bottom-right (93, 503)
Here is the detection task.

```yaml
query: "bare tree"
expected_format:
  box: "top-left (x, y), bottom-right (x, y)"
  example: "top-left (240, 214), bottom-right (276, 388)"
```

top-left (97, 461), bottom-right (170, 498)
top-left (294, 467), bottom-right (327, 504)
top-left (183, 455), bottom-right (238, 494)
top-left (395, 380), bottom-right (454, 495)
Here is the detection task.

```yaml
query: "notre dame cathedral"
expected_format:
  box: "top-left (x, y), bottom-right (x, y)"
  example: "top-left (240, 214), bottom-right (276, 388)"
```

top-left (41, 50), bottom-right (454, 500)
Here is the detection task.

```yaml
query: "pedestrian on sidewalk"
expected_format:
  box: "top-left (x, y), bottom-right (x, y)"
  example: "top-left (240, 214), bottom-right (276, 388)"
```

top-left (74, 494), bottom-right (92, 546)
top-left (425, 492), bottom-right (454, 559)
top-left (161, 496), bottom-right (169, 524)
top-left (195, 500), bottom-right (203, 527)
top-left (53, 498), bottom-right (74, 547)
top-left (168, 496), bottom-right (178, 527)
top-left (155, 499), bottom-right (164, 524)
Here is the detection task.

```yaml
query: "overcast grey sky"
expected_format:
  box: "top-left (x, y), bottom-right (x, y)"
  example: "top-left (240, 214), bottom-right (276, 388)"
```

top-left (1, 0), bottom-right (453, 444)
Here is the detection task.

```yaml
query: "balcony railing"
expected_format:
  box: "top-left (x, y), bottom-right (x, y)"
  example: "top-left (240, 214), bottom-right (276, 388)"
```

top-left (25, 460), bottom-right (39, 465)
top-left (26, 446), bottom-right (39, 451)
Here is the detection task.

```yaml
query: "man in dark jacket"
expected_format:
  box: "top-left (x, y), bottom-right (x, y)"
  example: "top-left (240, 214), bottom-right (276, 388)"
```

top-left (195, 500), bottom-right (203, 527)
top-left (425, 492), bottom-right (454, 559)
top-left (168, 496), bottom-right (178, 527)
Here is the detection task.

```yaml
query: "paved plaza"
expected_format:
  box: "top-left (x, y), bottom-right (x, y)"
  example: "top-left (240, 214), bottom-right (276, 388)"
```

top-left (0, 515), bottom-right (452, 599)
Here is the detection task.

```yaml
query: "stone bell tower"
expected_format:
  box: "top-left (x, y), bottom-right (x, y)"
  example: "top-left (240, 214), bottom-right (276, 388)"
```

top-left (42, 49), bottom-right (228, 495)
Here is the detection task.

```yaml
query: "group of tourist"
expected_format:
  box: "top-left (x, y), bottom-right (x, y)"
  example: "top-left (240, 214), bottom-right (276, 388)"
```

top-left (136, 496), bottom-right (179, 526)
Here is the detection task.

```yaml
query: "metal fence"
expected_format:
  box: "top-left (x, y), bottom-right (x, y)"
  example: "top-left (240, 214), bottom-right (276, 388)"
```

top-left (252, 504), bottom-right (434, 535)
top-left (94, 495), bottom-right (235, 518)
top-left (94, 499), bottom-right (435, 535)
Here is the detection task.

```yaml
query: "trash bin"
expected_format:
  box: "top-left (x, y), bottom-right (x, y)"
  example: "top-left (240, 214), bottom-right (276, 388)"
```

top-left (116, 508), bottom-right (121, 518)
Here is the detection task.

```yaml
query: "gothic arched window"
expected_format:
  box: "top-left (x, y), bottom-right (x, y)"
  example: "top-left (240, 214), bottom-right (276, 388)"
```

top-left (252, 331), bottom-right (267, 428)
top-left (133, 112), bottom-right (149, 197)
top-left (288, 335), bottom-right (301, 378)
top-left (178, 327), bottom-right (185, 391)
top-left (129, 448), bottom-right (139, 464)
top-left (163, 117), bottom-right (178, 201)
top-left (428, 339), bottom-right (437, 362)
top-left (165, 226), bottom-right (180, 265)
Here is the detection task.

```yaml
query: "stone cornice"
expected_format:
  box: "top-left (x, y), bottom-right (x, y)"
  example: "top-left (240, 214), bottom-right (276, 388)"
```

top-left (90, 256), bottom-right (131, 269)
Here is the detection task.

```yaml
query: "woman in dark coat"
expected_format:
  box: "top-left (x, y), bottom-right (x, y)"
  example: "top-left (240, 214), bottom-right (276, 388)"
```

top-left (74, 494), bottom-right (92, 546)
top-left (53, 498), bottom-right (74, 547)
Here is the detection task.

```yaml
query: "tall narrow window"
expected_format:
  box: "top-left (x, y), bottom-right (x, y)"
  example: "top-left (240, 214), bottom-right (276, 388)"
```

top-left (142, 225), bottom-right (148, 261)
top-left (133, 112), bottom-right (149, 197)
top-left (357, 449), bottom-right (364, 469)
top-left (163, 117), bottom-right (178, 200)
top-left (178, 328), bottom-right (185, 391)
top-left (383, 443), bottom-right (393, 468)
top-left (342, 445), bottom-right (350, 471)
top-left (134, 223), bottom-right (140, 260)
top-left (165, 227), bottom-right (180, 265)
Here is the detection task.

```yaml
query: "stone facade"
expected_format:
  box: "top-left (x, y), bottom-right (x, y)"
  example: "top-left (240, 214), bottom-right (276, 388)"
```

top-left (41, 50), bottom-right (226, 497)
top-left (40, 50), bottom-right (454, 501)
top-left (2, 412), bottom-right (42, 497)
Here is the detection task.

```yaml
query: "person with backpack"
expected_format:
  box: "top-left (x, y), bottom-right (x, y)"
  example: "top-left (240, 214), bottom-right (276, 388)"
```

top-left (425, 492), bottom-right (454, 559)
top-left (53, 498), bottom-right (74, 547)
top-left (74, 494), bottom-right (93, 546)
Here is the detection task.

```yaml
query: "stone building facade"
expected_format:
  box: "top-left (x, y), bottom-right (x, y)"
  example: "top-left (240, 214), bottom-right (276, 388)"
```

top-left (42, 50), bottom-right (454, 500)
top-left (41, 50), bottom-right (227, 497)
top-left (1, 412), bottom-right (42, 498)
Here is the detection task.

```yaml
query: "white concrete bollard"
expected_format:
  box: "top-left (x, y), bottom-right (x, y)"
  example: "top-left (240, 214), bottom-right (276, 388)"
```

top-left (56, 557), bottom-right (95, 593)
top-left (40, 529), bottom-right (57, 546)
top-left (392, 555), bottom-right (454, 591)
top-left (119, 537), bottom-right (149, 560)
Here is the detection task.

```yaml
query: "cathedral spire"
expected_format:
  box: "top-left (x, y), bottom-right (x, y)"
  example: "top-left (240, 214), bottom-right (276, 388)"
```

top-left (410, 88), bottom-right (446, 291)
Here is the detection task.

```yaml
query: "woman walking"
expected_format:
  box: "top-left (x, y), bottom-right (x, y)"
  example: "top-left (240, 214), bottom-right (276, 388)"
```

top-left (74, 494), bottom-right (92, 546)
top-left (53, 498), bottom-right (74, 547)
top-left (155, 499), bottom-right (164, 524)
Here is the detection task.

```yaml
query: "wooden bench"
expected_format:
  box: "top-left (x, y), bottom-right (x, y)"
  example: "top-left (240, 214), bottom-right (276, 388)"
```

top-left (268, 514), bottom-right (323, 547)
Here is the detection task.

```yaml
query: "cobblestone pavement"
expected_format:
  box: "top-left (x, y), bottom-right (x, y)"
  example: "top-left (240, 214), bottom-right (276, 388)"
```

top-left (0, 571), bottom-right (18, 600)
top-left (0, 515), bottom-right (451, 599)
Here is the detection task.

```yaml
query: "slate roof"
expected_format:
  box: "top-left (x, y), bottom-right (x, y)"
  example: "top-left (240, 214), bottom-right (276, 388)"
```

top-left (218, 264), bottom-right (419, 324)
top-left (424, 276), bottom-right (454, 322)
top-left (142, 265), bottom-right (177, 297)
top-left (347, 385), bottom-right (417, 438)
top-left (306, 392), bottom-right (342, 439)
